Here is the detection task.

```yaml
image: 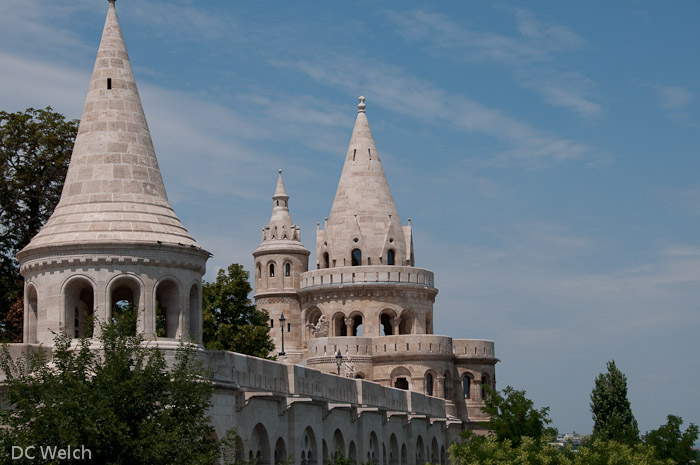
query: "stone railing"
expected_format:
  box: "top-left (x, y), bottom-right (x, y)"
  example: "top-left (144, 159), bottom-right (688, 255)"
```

top-left (306, 335), bottom-right (457, 359)
top-left (452, 339), bottom-right (496, 358)
top-left (300, 266), bottom-right (435, 289)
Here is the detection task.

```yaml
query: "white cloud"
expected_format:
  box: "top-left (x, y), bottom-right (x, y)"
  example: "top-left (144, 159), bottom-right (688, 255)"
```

top-left (384, 8), bottom-right (603, 119)
top-left (654, 85), bottom-right (694, 110)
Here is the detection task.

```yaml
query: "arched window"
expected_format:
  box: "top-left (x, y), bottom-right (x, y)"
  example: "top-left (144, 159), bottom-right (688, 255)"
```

top-left (482, 374), bottom-right (489, 399)
top-left (387, 249), bottom-right (395, 266)
top-left (269, 263), bottom-right (275, 277)
top-left (425, 373), bottom-right (434, 396)
top-left (462, 374), bottom-right (471, 399)
top-left (322, 252), bottom-right (329, 269)
top-left (285, 263), bottom-right (291, 277)
top-left (351, 249), bottom-right (362, 266)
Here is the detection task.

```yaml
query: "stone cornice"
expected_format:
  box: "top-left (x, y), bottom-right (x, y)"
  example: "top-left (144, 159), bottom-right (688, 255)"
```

top-left (19, 242), bottom-right (208, 275)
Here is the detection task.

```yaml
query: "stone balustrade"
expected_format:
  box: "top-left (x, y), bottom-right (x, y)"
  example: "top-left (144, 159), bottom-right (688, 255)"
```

top-left (300, 266), bottom-right (435, 289)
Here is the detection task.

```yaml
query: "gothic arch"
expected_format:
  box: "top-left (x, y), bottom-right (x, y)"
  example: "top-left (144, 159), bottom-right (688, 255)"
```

top-left (301, 426), bottom-right (318, 465)
top-left (424, 369), bottom-right (438, 397)
top-left (416, 435), bottom-right (425, 464)
top-left (62, 275), bottom-right (96, 338)
top-left (461, 372), bottom-right (474, 399)
top-left (332, 428), bottom-right (345, 458)
top-left (274, 437), bottom-right (287, 465)
top-left (389, 434), bottom-right (399, 465)
top-left (368, 431), bottom-right (379, 463)
top-left (154, 276), bottom-right (182, 339)
top-left (250, 423), bottom-right (271, 465)
top-left (431, 437), bottom-right (439, 463)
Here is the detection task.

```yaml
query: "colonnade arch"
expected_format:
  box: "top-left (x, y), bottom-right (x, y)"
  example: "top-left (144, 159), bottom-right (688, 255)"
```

top-left (25, 283), bottom-right (38, 343)
top-left (63, 276), bottom-right (95, 338)
top-left (155, 277), bottom-right (181, 338)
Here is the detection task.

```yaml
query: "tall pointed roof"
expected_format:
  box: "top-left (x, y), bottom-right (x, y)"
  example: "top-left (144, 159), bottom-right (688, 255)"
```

top-left (255, 170), bottom-right (308, 254)
top-left (19, 0), bottom-right (202, 255)
top-left (322, 97), bottom-right (407, 264)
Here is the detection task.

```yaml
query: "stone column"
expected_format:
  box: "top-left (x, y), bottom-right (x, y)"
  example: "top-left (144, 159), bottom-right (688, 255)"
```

top-left (391, 317), bottom-right (399, 335)
top-left (344, 317), bottom-right (353, 336)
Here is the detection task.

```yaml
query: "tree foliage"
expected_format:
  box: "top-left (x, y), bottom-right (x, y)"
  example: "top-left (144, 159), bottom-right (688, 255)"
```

top-left (202, 263), bottom-right (274, 358)
top-left (450, 433), bottom-right (673, 465)
top-left (0, 107), bottom-right (78, 341)
top-left (481, 385), bottom-right (555, 447)
top-left (643, 414), bottom-right (699, 465)
top-left (590, 360), bottom-right (639, 444)
top-left (0, 306), bottom-right (220, 464)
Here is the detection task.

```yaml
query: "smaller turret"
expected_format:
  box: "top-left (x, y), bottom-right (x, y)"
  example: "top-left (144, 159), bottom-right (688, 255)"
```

top-left (253, 170), bottom-right (309, 362)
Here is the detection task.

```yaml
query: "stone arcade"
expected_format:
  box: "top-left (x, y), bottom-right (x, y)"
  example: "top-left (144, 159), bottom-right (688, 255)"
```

top-left (10, 2), bottom-right (499, 464)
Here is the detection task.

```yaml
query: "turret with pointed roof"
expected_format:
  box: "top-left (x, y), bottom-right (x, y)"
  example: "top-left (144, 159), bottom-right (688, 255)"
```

top-left (17, 1), bottom-right (208, 346)
top-left (317, 97), bottom-right (413, 269)
top-left (253, 170), bottom-right (309, 362)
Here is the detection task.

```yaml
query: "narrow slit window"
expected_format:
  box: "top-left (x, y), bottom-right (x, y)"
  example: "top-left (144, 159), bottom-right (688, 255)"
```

top-left (368, 148), bottom-right (371, 160)
top-left (285, 263), bottom-right (291, 276)
top-left (107, 78), bottom-right (112, 90)
top-left (270, 318), bottom-right (274, 328)
top-left (269, 263), bottom-right (275, 277)
top-left (353, 149), bottom-right (356, 161)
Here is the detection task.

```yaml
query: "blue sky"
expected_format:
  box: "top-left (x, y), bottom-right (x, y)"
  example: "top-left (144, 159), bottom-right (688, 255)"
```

top-left (1, 0), bottom-right (698, 438)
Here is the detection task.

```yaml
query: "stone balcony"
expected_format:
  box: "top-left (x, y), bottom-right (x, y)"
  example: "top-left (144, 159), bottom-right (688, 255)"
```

top-left (300, 265), bottom-right (435, 289)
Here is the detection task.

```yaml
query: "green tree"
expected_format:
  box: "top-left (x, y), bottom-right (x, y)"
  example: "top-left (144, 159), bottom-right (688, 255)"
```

top-left (643, 415), bottom-right (699, 465)
top-left (0, 107), bottom-right (78, 342)
top-left (481, 385), bottom-right (556, 447)
top-left (0, 306), bottom-right (220, 464)
top-left (590, 360), bottom-right (639, 444)
top-left (202, 263), bottom-right (274, 358)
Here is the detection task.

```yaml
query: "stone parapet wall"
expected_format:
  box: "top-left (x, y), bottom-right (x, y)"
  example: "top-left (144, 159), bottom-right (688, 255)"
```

top-left (300, 266), bottom-right (434, 289)
top-left (202, 349), bottom-right (448, 418)
top-left (453, 339), bottom-right (496, 359)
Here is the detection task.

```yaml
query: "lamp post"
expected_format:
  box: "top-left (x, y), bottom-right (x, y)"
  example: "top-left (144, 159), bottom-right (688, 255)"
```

top-left (279, 313), bottom-right (286, 356)
top-left (335, 349), bottom-right (343, 375)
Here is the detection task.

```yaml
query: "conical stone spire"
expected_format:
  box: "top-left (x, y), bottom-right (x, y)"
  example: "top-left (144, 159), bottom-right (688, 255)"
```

top-left (19, 0), bottom-right (200, 255)
top-left (322, 97), bottom-right (407, 266)
top-left (256, 170), bottom-right (306, 249)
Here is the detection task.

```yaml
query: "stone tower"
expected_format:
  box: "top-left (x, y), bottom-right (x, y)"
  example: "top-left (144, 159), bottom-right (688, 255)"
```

top-left (16, 0), bottom-right (209, 346)
top-left (253, 170), bottom-right (310, 362)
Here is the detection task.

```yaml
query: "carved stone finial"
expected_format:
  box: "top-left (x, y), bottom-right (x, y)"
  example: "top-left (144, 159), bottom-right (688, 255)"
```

top-left (358, 96), bottom-right (366, 112)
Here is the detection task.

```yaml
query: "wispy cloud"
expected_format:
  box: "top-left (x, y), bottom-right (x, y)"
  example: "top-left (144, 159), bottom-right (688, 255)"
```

top-left (275, 55), bottom-right (590, 167)
top-left (654, 85), bottom-right (694, 110)
top-left (384, 8), bottom-right (604, 118)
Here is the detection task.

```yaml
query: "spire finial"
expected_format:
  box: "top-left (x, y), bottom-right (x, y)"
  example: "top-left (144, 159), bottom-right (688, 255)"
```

top-left (278, 169), bottom-right (282, 174)
top-left (358, 96), bottom-right (366, 113)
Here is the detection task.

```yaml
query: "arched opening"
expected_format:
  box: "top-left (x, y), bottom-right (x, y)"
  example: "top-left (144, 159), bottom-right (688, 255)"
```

top-left (348, 441), bottom-right (357, 464)
top-left (283, 262), bottom-right (292, 289)
top-left (251, 423), bottom-right (271, 465)
top-left (305, 307), bottom-right (323, 342)
top-left (416, 436), bottom-right (424, 464)
top-left (234, 435), bottom-right (245, 463)
top-left (26, 284), bottom-right (38, 343)
top-left (398, 310), bottom-right (414, 335)
top-left (400, 444), bottom-right (407, 465)
top-left (444, 370), bottom-right (451, 399)
top-left (431, 438), bottom-right (439, 464)
top-left (322, 252), bottom-right (329, 269)
top-left (369, 432), bottom-right (379, 463)
top-left (351, 314), bottom-right (363, 336)
top-left (387, 249), bottom-right (395, 266)
top-left (322, 440), bottom-right (329, 465)
top-left (425, 372), bottom-right (434, 396)
top-left (274, 437), bottom-right (287, 465)
top-left (391, 367), bottom-right (411, 391)
top-left (351, 248), bottom-right (361, 266)
top-left (383, 444), bottom-right (387, 465)
top-left (440, 446), bottom-right (446, 465)
top-left (109, 276), bottom-right (141, 336)
top-left (425, 314), bottom-right (433, 334)
top-left (64, 277), bottom-right (95, 338)
top-left (380, 311), bottom-right (394, 336)
top-left (332, 429), bottom-right (345, 458)
top-left (481, 374), bottom-right (489, 399)
top-left (333, 313), bottom-right (347, 337)
top-left (256, 262), bottom-right (262, 281)
top-left (390, 434), bottom-right (399, 465)
top-left (155, 279), bottom-right (180, 339)
top-left (269, 263), bottom-right (275, 277)
top-left (301, 427), bottom-right (317, 465)
top-left (285, 262), bottom-right (291, 277)
top-left (462, 373), bottom-right (472, 399)
top-left (189, 284), bottom-right (199, 342)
